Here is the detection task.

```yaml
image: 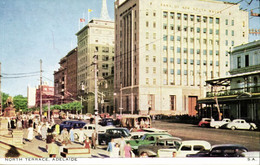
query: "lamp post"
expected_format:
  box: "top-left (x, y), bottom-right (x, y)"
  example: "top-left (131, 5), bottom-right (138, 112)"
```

top-left (119, 83), bottom-right (123, 115)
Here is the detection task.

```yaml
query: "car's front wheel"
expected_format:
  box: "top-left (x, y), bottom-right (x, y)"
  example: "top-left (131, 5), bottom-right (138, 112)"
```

top-left (215, 125), bottom-right (220, 129)
top-left (250, 126), bottom-right (255, 131)
top-left (231, 126), bottom-right (236, 130)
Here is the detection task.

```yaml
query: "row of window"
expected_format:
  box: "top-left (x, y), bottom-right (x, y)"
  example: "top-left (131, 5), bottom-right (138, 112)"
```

top-left (162, 58), bottom-right (224, 66)
top-left (162, 11), bottom-right (220, 25)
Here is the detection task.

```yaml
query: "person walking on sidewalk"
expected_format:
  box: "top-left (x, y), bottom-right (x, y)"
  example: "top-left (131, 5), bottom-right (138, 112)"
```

top-left (84, 137), bottom-right (91, 154)
top-left (78, 128), bottom-right (84, 145)
top-left (69, 127), bottom-right (74, 142)
top-left (27, 124), bottom-right (34, 142)
top-left (107, 139), bottom-right (115, 157)
top-left (124, 142), bottom-right (132, 158)
top-left (48, 138), bottom-right (59, 158)
top-left (91, 131), bottom-right (97, 149)
top-left (119, 136), bottom-right (126, 157)
top-left (41, 124), bottom-right (47, 141)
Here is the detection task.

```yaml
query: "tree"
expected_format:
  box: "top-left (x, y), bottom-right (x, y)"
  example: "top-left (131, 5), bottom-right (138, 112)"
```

top-left (1, 92), bottom-right (10, 110)
top-left (13, 95), bottom-right (28, 112)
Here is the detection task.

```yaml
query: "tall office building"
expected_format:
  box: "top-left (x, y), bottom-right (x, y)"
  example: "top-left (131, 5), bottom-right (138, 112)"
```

top-left (114, 0), bottom-right (248, 115)
top-left (76, 0), bottom-right (114, 114)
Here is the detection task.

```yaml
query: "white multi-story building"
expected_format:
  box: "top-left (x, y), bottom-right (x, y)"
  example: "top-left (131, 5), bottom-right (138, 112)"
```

top-left (76, 0), bottom-right (115, 114)
top-left (114, 0), bottom-right (249, 115)
top-left (27, 86), bottom-right (36, 108)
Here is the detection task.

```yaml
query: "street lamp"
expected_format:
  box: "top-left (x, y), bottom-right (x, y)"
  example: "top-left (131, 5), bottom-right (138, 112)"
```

top-left (119, 83), bottom-right (123, 115)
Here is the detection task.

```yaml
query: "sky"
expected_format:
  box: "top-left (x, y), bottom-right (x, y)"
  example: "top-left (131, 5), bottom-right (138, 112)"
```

top-left (0, 0), bottom-right (259, 97)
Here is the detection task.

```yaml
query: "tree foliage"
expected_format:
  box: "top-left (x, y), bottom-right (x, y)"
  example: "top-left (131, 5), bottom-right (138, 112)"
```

top-left (1, 93), bottom-right (28, 112)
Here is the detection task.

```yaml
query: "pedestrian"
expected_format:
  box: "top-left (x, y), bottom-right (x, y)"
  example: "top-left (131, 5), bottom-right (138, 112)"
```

top-left (124, 141), bottom-right (132, 158)
top-left (140, 152), bottom-right (148, 158)
top-left (107, 139), bottom-right (115, 157)
top-left (91, 131), bottom-right (97, 149)
top-left (55, 124), bottom-right (60, 135)
top-left (23, 117), bottom-right (28, 129)
top-left (119, 136), bottom-right (126, 157)
top-left (10, 118), bottom-right (16, 129)
top-left (140, 118), bottom-right (145, 129)
top-left (37, 122), bottom-right (42, 138)
top-left (48, 138), bottom-right (59, 158)
top-left (78, 128), bottom-right (84, 145)
top-left (69, 127), bottom-right (74, 142)
top-left (51, 116), bottom-right (55, 125)
top-left (27, 124), bottom-right (34, 142)
top-left (112, 143), bottom-right (120, 158)
top-left (41, 124), bottom-right (47, 140)
top-left (16, 119), bottom-right (22, 130)
top-left (84, 137), bottom-right (91, 154)
top-left (61, 128), bottom-right (70, 145)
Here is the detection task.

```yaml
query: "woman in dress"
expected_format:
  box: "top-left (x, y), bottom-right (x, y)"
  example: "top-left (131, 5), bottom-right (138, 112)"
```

top-left (124, 142), bottom-right (132, 158)
top-left (41, 124), bottom-right (47, 140)
top-left (69, 127), bottom-right (74, 142)
top-left (27, 124), bottom-right (34, 142)
top-left (84, 137), bottom-right (91, 154)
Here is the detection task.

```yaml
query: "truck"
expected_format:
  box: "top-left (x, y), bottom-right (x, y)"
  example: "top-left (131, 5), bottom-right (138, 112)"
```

top-left (210, 118), bottom-right (231, 129)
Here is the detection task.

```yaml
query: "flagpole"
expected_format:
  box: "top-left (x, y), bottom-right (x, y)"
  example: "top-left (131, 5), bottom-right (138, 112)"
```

top-left (88, 9), bottom-right (90, 23)
top-left (83, 12), bottom-right (85, 26)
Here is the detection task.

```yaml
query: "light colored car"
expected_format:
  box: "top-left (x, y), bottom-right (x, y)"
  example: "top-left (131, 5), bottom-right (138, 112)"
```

top-left (210, 118), bottom-right (231, 129)
top-left (73, 124), bottom-right (114, 141)
top-left (226, 119), bottom-right (257, 130)
top-left (158, 140), bottom-right (211, 158)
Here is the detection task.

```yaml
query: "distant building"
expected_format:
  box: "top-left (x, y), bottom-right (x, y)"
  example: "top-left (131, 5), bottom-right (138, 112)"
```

top-left (35, 82), bottom-right (54, 107)
top-left (54, 47), bottom-right (78, 104)
top-left (76, 0), bottom-right (114, 114)
top-left (114, 0), bottom-right (248, 115)
top-left (27, 86), bottom-right (36, 108)
top-left (198, 40), bottom-right (260, 122)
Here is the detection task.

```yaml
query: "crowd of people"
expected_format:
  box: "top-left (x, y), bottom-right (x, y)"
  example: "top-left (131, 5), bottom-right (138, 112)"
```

top-left (106, 137), bottom-right (134, 158)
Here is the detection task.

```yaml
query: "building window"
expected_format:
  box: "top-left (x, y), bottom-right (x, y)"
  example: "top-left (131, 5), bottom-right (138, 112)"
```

top-left (163, 11), bottom-right (168, 18)
top-left (146, 55), bottom-right (149, 62)
top-left (153, 22), bottom-right (156, 28)
top-left (163, 23), bottom-right (167, 29)
top-left (237, 56), bottom-right (241, 68)
top-left (225, 40), bottom-right (228, 46)
top-left (184, 70), bottom-right (188, 75)
top-left (232, 20), bottom-right (234, 26)
top-left (153, 33), bottom-right (156, 39)
top-left (226, 29), bottom-right (228, 36)
top-left (177, 69), bottom-right (181, 75)
top-left (170, 69), bottom-right (174, 75)
top-left (153, 79), bottom-right (156, 85)
top-left (210, 61), bottom-right (213, 66)
top-left (203, 60), bottom-right (207, 65)
top-left (102, 64), bottom-right (109, 69)
top-left (209, 29), bottom-right (213, 34)
top-left (245, 55), bottom-right (249, 67)
top-left (163, 57), bottom-right (167, 63)
top-left (226, 61), bottom-right (228, 67)
top-left (163, 35), bottom-right (167, 41)
top-left (153, 56), bottom-right (156, 62)
top-left (197, 27), bottom-right (200, 33)
top-left (216, 61), bottom-right (219, 66)
top-left (102, 47), bottom-right (109, 53)
top-left (203, 49), bottom-right (207, 55)
top-left (197, 16), bottom-right (201, 22)
top-left (170, 24), bottom-right (174, 30)
top-left (190, 38), bottom-right (194, 43)
top-left (170, 95), bottom-right (176, 111)
top-left (146, 67), bottom-right (149, 74)
top-left (203, 28), bottom-right (207, 33)
top-left (216, 50), bottom-right (219, 56)
top-left (209, 17), bottom-right (213, 23)
top-left (184, 26), bottom-right (187, 32)
top-left (190, 59), bottom-right (194, 65)
top-left (225, 19), bottom-right (228, 25)
top-left (216, 40), bottom-right (219, 45)
top-left (177, 26), bottom-right (181, 31)
top-left (146, 78), bottom-right (149, 84)
top-left (146, 11), bottom-right (149, 16)
top-left (177, 36), bottom-right (181, 41)
top-left (184, 14), bottom-right (188, 20)
top-left (177, 58), bottom-right (181, 64)
top-left (146, 21), bottom-right (149, 27)
top-left (170, 46), bottom-right (174, 51)
top-left (216, 29), bottom-right (219, 35)
top-left (184, 59), bottom-right (187, 64)
top-left (177, 47), bottom-right (181, 53)
top-left (170, 12), bottom-right (174, 19)
top-left (146, 44), bottom-right (149, 50)
top-left (177, 13), bottom-right (181, 20)
top-left (197, 60), bottom-right (200, 65)
top-left (190, 27), bottom-right (194, 32)
top-left (170, 58), bottom-right (174, 63)
top-left (216, 18), bottom-right (219, 24)
top-left (102, 55), bottom-right (109, 61)
top-left (232, 30), bottom-right (234, 36)
top-left (209, 50), bottom-right (213, 55)
top-left (197, 49), bottom-right (200, 55)
top-left (232, 41), bottom-right (234, 46)
top-left (170, 35), bottom-right (174, 41)
top-left (190, 48), bottom-right (194, 54)
top-left (153, 44), bottom-right (156, 50)
top-left (153, 67), bottom-right (156, 74)
top-left (153, 12), bottom-right (156, 17)
top-left (203, 16), bottom-right (207, 23)
top-left (203, 39), bottom-right (207, 44)
top-left (190, 15), bottom-right (194, 21)
top-left (163, 68), bottom-right (167, 74)
top-left (146, 32), bottom-right (149, 39)
top-left (163, 46), bottom-right (167, 51)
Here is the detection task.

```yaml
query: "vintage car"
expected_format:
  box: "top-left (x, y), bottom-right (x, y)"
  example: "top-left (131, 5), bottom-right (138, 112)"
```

top-left (158, 140), bottom-right (211, 158)
top-left (187, 144), bottom-right (248, 157)
top-left (121, 115), bottom-right (151, 130)
top-left (210, 118), bottom-right (231, 129)
top-left (126, 133), bottom-right (174, 150)
top-left (137, 137), bottom-right (182, 157)
top-left (59, 120), bottom-right (86, 132)
top-left (198, 118), bottom-right (211, 127)
top-left (226, 119), bottom-right (257, 130)
top-left (98, 118), bottom-right (114, 126)
top-left (73, 124), bottom-right (115, 141)
top-left (98, 127), bottom-right (131, 145)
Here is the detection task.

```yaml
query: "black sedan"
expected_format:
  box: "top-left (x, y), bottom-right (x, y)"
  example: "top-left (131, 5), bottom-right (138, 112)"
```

top-left (59, 120), bottom-right (86, 132)
top-left (187, 144), bottom-right (248, 157)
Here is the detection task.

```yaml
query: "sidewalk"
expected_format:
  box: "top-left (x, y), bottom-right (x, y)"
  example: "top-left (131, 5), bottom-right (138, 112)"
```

top-left (22, 129), bottom-right (109, 158)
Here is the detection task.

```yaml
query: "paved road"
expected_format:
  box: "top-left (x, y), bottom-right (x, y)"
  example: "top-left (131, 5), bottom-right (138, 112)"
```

top-left (152, 120), bottom-right (260, 151)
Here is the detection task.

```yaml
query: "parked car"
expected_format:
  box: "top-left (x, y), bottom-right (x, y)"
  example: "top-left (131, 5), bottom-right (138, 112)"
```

top-left (127, 133), bottom-right (174, 150)
top-left (198, 118), bottom-right (211, 127)
top-left (241, 151), bottom-right (260, 158)
top-left (137, 137), bottom-right (182, 157)
top-left (98, 127), bottom-right (131, 145)
top-left (141, 128), bottom-right (169, 133)
top-left (98, 118), bottom-right (114, 126)
top-left (158, 140), bottom-right (211, 158)
top-left (187, 144), bottom-right (248, 157)
top-left (210, 118), bottom-right (231, 129)
top-left (73, 124), bottom-right (114, 142)
top-left (226, 119), bottom-right (257, 130)
top-left (59, 120), bottom-right (86, 132)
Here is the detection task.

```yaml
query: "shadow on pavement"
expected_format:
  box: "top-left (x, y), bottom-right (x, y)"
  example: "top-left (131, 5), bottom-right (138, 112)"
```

top-left (38, 146), bottom-right (47, 152)
top-left (98, 153), bottom-right (109, 158)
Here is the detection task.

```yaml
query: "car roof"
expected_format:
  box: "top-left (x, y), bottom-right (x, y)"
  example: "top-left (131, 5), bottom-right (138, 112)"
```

top-left (211, 144), bottom-right (248, 150)
top-left (157, 137), bottom-right (182, 141)
top-left (62, 120), bottom-right (86, 124)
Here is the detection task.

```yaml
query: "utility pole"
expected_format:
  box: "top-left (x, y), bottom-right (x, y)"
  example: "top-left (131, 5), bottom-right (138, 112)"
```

top-left (93, 54), bottom-right (99, 146)
top-left (0, 62), bottom-right (2, 115)
top-left (40, 59), bottom-right (43, 122)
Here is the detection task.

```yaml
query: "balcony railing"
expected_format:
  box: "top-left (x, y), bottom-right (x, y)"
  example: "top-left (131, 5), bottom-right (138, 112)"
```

top-left (206, 86), bottom-right (260, 97)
